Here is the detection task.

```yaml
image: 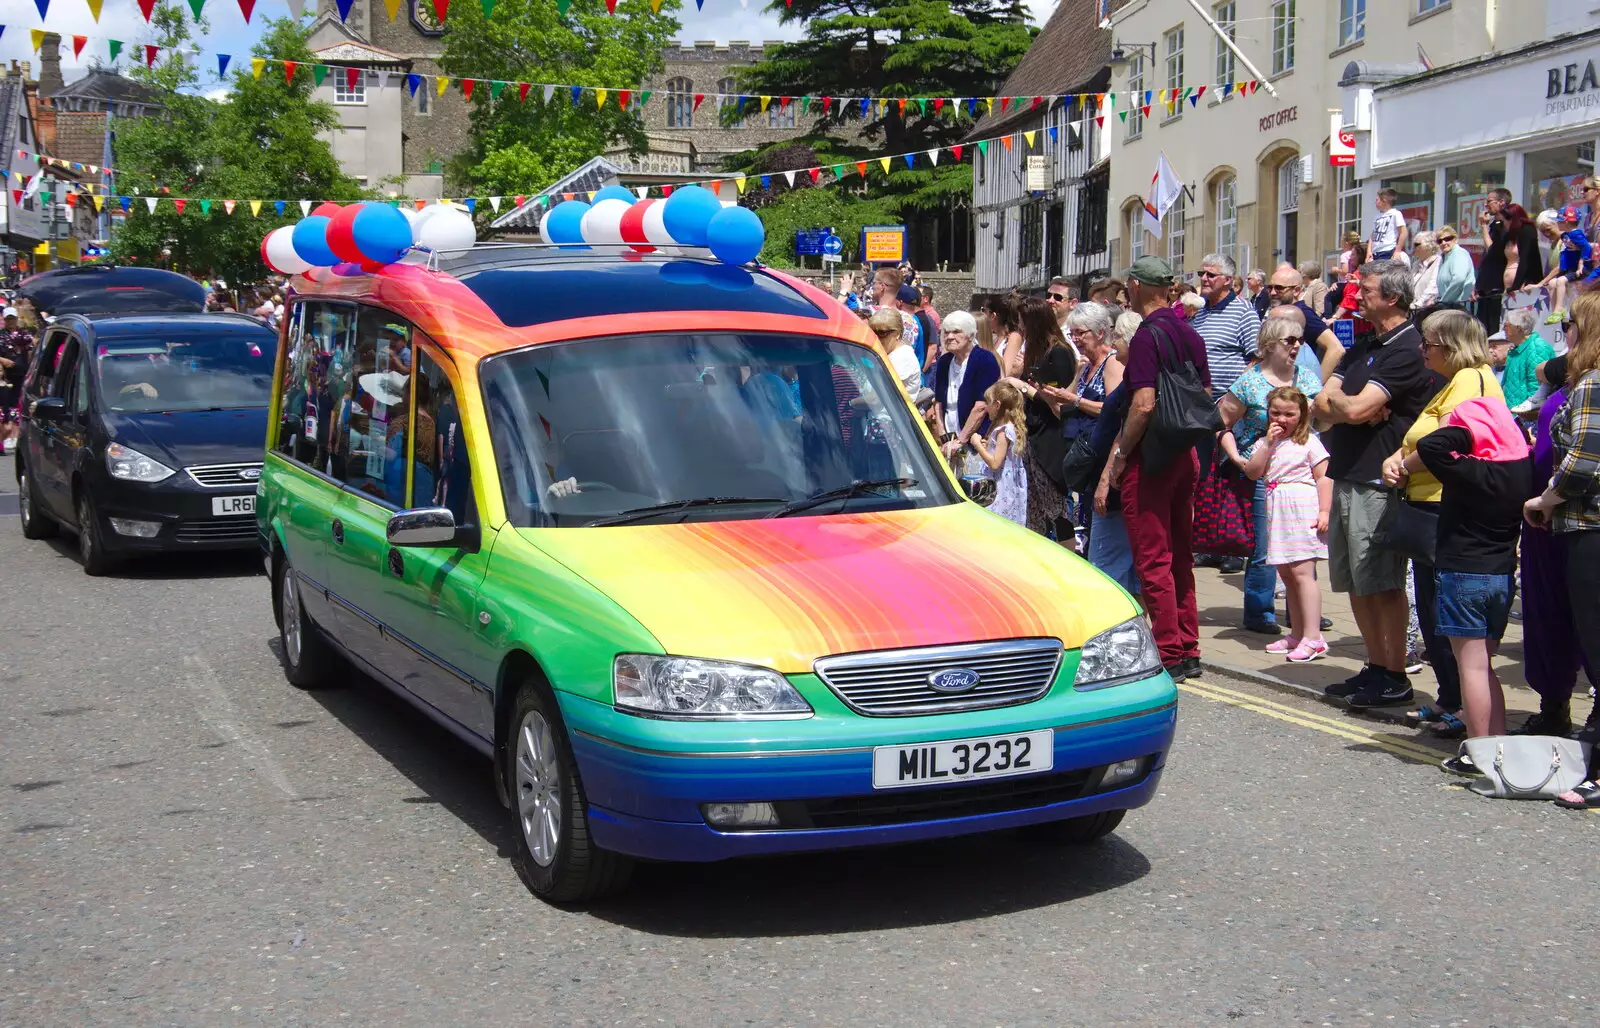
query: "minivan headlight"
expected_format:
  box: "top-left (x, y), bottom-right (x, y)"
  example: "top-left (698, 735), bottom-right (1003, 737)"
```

top-left (613, 655), bottom-right (813, 719)
top-left (105, 442), bottom-right (175, 483)
top-left (1073, 616), bottom-right (1162, 691)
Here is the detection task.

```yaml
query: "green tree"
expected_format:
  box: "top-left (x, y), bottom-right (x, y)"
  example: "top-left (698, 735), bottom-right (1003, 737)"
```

top-left (439, 0), bottom-right (681, 216)
top-left (111, 9), bottom-right (368, 283)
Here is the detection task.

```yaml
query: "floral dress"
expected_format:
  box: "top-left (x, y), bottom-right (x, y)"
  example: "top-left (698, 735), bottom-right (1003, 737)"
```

top-left (986, 423), bottom-right (1028, 525)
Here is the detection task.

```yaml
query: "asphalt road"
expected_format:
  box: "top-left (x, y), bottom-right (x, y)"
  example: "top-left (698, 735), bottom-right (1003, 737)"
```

top-left (2, 475), bottom-right (1598, 1027)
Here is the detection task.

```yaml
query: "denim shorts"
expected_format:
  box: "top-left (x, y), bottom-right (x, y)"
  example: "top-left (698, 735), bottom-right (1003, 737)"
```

top-left (1434, 571), bottom-right (1514, 640)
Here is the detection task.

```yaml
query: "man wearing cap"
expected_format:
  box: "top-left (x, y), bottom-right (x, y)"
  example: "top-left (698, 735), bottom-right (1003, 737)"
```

top-left (1097, 256), bottom-right (1211, 681)
top-left (895, 284), bottom-right (932, 376)
top-left (0, 306), bottom-right (34, 453)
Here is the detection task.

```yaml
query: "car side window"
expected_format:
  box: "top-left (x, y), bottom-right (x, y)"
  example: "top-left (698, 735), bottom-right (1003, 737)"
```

top-left (412, 348), bottom-right (473, 525)
top-left (274, 303), bottom-right (308, 461)
top-left (48, 339), bottom-right (78, 402)
top-left (300, 303), bottom-right (358, 475)
top-left (336, 306), bottom-right (412, 507)
top-left (72, 343), bottom-right (90, 417)
top-left (32, 328), bottom-right (71, 397)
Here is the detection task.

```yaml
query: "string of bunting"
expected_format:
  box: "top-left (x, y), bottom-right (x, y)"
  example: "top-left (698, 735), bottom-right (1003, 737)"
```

top-left (13, 0), bottom-right (851, 27)
top-left (11, 26), bottom-right (1265, 123)
top-left (7, 120), bottom-right (1137, 214)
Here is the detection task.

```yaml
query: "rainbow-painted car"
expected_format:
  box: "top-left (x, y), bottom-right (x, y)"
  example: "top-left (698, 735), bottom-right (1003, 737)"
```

top-left (259, 242), bottom-right (1176, 903)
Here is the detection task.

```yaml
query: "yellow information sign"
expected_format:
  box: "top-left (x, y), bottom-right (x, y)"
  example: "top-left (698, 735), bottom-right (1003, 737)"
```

top-left (863, 230), bottom-right (904, 263)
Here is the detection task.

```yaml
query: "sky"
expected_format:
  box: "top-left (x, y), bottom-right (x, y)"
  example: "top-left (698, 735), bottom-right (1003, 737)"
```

top-left (0, 0), bottom-right (1057, 98)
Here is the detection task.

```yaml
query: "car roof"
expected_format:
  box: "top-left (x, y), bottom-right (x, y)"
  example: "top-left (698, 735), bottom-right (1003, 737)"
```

top-left (78, 312), bottom-right (278, 336)
top-left (288, 247), bottom-right (875, 361)
top-left (19, 265), bottom-right (207, 316)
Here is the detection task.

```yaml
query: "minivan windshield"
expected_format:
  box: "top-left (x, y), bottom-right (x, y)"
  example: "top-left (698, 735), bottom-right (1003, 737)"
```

top-left (96, 331), bottom-right (278, 413)
top-left (481, 332), bottom-right (956, 526)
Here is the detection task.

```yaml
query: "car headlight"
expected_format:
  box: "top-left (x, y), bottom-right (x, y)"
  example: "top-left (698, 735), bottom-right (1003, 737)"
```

top-left (105, 442), bottom-right (175, 483)
top-left (1073, 616), bottom-right (1162, 691)
top-left (613, 654), bottom-right (813, 719)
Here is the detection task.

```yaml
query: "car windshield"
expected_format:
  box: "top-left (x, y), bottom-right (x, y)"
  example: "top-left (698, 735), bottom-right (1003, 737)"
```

top-left (96, 331), bottom-right (278, 412)
top-left (481, 332), bottom-right (956, 527)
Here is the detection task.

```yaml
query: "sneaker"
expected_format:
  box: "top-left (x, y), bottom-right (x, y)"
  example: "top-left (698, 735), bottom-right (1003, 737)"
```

top-left (1572, 706), bottom-right (1600, 744)
top-left (1406, 704), bottom-right (1450, 725)
top-left (1180, 656), bottom-right (1202, 680)
top-left (1325, 664), bottom-right (1380, 699)
top-left (1346, 672), bottom-right (1415, 709)
top-left (1286, 639), bottom-right (1330, 663)
top-left (1265, 636), bottom-right (1301, 654)
top-left (1508, 708), bottom-right (1572, 737)
top-left (1440, 753), bottom-right (1482, 777)
top-left (1243, 619), bottom-right (1283, 637)
top-left (1546, 311), bottom-right (1566, 325)
top-left (1164, 661), bottom-right (1191, 684)
top-left (1404, 653), bottom-right (1426, 674)
top-left (1320, 616), bottom-right (1334, 631)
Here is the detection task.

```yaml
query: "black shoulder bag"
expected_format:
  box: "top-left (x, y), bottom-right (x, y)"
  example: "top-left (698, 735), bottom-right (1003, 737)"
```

top-left (1143, 318), bottom-right (1223, 474)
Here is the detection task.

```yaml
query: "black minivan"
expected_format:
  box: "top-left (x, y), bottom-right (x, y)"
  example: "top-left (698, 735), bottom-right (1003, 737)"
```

top-left (13, 267), bottom-right (279, 574)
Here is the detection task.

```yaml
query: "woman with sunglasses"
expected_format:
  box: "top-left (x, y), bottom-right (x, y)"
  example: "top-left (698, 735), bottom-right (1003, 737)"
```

top-left (1434, 227), bottom-right (1476, 313)
top-left (867, 307), bottom-right (922, 395)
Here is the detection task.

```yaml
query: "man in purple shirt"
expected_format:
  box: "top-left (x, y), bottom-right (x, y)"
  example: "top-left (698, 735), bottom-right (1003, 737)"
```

top-left (1099, 256), bottom-right (1213, 681)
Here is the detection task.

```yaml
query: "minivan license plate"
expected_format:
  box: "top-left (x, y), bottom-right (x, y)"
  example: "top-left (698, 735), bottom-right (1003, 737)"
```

top-left (871, 730), bottom-right (1053, 790)
top-left (212, 495), bottom-right (255, 516)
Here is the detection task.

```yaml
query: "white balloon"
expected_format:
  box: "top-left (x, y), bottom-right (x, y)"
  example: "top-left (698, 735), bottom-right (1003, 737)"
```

top-left (538, 207), bottom-right (555, 242)
top-left (641, 200), bottom-right (680, 254)
top-left (415, 206), bottom-right (476, 253)
top-left (396, 205), bottom-right (419, 229)
top-left (580, 199), bottom-right (630, 246)
top-left (264, 226), bottom-right (312, 274)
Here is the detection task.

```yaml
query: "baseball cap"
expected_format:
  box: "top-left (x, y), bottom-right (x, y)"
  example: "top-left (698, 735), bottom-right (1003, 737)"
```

top-left (1122, 255), bottom-right (1176, 287)
top-left (895, 284), bottom-right (921, 305)
top-left (1560, 205), bottom-right (1581, 222)
top-left (1488, 330), bottom-right (1507, 341)
top-left (2, 306), bottom-right (16, 318)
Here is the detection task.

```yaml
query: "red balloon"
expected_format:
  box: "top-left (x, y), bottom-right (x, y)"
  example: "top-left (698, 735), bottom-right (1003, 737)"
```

top-left (260, 233), bottom-right (273, 271)
top-left (311, 202), bottom-right (344, 219)
top-left (325, 204), bottom-right (365, 264)
top-left (619, 198), bottom-right (656, 253)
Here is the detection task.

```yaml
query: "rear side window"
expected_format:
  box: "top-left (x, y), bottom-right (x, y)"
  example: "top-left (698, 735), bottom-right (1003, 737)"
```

top-left (410, 348), bottom-right (473, 525)
top-left (275, 302), bottom-right (357, 473)
top-left (335, 307), bottom-right (412, 508)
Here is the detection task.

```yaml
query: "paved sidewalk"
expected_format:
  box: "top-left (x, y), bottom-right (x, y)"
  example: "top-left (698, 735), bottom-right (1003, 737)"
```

top-left (1192, 564), bottom-right (1596, 732)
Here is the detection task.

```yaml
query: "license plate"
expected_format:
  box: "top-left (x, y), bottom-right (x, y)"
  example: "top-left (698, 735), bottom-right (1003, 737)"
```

top-left (211, 495), bottom-right (255, 516)
top-left (871, 730), bottom-right (1054, 790)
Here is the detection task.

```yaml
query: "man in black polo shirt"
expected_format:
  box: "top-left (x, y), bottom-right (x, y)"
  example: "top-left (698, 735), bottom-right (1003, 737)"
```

top-left (1313, 261), bottom-right (1441, 707)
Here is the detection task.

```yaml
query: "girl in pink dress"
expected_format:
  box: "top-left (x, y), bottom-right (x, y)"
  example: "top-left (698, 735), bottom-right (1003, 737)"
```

top-left (1238, 387), bottom-right (1333, 662)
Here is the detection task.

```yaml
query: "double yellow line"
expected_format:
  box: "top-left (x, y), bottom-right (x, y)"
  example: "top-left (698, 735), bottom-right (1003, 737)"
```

top-left (1180, 677), bottom-right (1449, 765)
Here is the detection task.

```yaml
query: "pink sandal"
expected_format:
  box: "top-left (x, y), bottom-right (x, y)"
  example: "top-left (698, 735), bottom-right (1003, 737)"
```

top-left (1265, 636), bottom-right (1301, 654)
top-left (1286, 639), bottom-right (1330, 663)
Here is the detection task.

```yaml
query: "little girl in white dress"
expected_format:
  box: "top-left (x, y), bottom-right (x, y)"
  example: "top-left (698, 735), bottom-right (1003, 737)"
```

top-left (969, 380), bottom-right (1029, 525)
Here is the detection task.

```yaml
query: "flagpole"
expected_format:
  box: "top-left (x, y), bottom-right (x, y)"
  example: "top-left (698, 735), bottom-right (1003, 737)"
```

top-left (1182, 0), bottom-right (1280, 99)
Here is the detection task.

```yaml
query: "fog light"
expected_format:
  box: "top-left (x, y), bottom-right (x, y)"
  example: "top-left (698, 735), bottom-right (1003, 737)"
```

top-left (1101, 758), bottom-right (1142, 788)
top-left (109, 518), bottom-right (161, 538)
top-left (702, 802), bottom-right (780, 828)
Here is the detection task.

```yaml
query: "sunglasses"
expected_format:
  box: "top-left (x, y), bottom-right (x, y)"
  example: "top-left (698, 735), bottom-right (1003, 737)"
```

top-left (1198, 271), bottom-right (1228, 280)
top-left (1047, 292), bottom-right (1070, 301)
top-left (1267, 283), bottom-right (1299, 291)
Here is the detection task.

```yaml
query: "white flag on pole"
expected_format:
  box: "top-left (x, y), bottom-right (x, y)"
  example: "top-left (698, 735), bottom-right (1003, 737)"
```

top-left (1143, 152), bottom-right (1182, 239)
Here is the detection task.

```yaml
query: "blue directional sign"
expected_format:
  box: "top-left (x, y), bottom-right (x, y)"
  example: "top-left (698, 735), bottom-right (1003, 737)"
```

top-left (795, 228), bottom-right (832, 257)
top-left (822, 234), bottom-right (844, 255)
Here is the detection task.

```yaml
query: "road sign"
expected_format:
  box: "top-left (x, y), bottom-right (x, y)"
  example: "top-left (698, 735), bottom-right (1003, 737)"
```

top-left (1331, 319), bottom-right (1355, 349)
top-left (822, 234), bottom-right (843, 255)
top-left (860, 224), bottom-right (906, 264)
top-left (795, 228), bottom-right (834, 257)
top-left (822, 253), bottom-right (842, 263)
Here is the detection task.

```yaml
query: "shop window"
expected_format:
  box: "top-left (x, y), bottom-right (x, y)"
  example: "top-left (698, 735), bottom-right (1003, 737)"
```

top-left (1126, 55), bottom-right (1145, 139)
top-left (1166, 191), bottom-right (1187, 270)
top-left (1339, 0), bottom-right (1365, 46)
top-left (1213, 2), bottom-right (1236, 86)
top-left (1444, 159), bottom-right (1505, 247)
top-left (1524, 143), bottom-right (1595, 227)
top-left (1335, 164), bottom-right (1364, 250)
top-left (1164, 25), bottom-right (1185, 111)
top-left (1271, 0), bottom-right (1295, 75)
top-left (1379, 173), bottom-right (1435, 246)
top-left (1213, 175), bottom-right (1237, 264)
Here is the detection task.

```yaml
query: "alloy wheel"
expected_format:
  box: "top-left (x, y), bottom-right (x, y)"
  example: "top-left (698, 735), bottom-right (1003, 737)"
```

top-left (515, 710), bottom-right (563, 868)
top-left (280, 567), bottom-right (302, 668)
top-left (19, 474), bottom-right (32, 528)
top-left (77, 494), bottom-right (95, 564)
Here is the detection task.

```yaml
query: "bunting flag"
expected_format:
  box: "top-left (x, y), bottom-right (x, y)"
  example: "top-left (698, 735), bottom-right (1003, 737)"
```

top-left (252, 57), bottom-right (265, 78)
top-left (218, 54), bottom-right (230, 76)
top-left (224, 199), bottom-right (236, 214)
top-left (143, 44), bottom-right (158, 68)
top-left (461, 78), bottom-right (475, 100)
top-left (29, 30), bottom-right (44, 53)
top-left (384, 0), bottom-right (402, 19)
top-left (71, 35), bottom-right (86, 59)
top-left (298, 199), bottom-right (311, 215)
top-left (481, 0), bottom-right (495, 14)
top-left (283, 60), bottom-right (297, 84)
top-left (436, 75), bottom-right (450, 96)
top-left (186, 0), bottom-right (203, 17)
top-left (275, 200), bottom-right (286, 216)
top-left (336, 0), bottom-right (354, 20)
top-left (250, 200), bottom-right (262, 217)
top-left (137, 0), bottom-right (156, 20)
top-left (1023, 130), bottom-right (1035, 146)
top-left (86, 0), bottom-right (102, 20)
top-left (312, 65), bottom-right (328, 87)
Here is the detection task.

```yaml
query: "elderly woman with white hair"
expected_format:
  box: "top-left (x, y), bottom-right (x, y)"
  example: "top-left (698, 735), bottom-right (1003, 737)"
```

top-left (1411, 231), bottom-right (1442, 313)
top-left (1057, 301), bottom-right (1125, 535)
top-left (931, 309), bottom-right (1002, 462)
top-left (1499, 305), bottom-right (1556, 412)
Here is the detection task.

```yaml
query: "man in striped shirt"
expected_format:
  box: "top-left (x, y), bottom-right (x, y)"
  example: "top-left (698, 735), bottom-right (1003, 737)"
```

top-left (1191, 253), bottom-right (1262, 397)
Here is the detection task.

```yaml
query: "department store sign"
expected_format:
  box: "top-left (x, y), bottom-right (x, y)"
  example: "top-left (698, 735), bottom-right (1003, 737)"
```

top-left (1546, 57), bottom-right (1600, 115)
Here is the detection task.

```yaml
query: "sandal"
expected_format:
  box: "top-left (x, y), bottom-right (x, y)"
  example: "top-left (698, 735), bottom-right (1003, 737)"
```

top-left (1265, 636), bottom-right (1301, 654)
top-left (1286, 639), bottom-right (1329, 663)
top-left (1431, 711), bottom-right (1467, 739)
top-left (1555, 782), bottom-right (1600, 809)
top-left (1406, 704), bottom-right (1448, 725)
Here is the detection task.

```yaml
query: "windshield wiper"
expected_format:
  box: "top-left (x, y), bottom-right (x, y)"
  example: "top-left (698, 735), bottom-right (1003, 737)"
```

top-left (587, 496), bottom-right (787, 527)
top-left (767, 478), bottom-right (918, 519)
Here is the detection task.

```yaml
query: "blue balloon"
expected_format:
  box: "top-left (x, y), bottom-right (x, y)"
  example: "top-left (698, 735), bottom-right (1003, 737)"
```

top-left (545, 200), bottom-right (591, 245)
top-left (661, 186), bottom-right (722, 248)
top-left (704, 205), bottom-right (765, 266)
top-left (658, 261), bottom-right (708, 288)
top-left (291, 216), bottom-right (339, 267)
top-left (350, 203), bottom-right (413, 265)
top-left (591, 185), bottom-right (636, 206)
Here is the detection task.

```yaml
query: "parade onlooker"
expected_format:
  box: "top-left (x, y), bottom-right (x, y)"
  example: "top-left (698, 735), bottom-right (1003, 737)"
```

top-left (1006, 297), bottom-right (1078, 539)
top-left (918, 285), bottom-right (942, 336)
top-left (1498, 204), bottom-right (1546, 312)
top-left (1047, 277), bottom-right (1078, 326)
top-left (1368, 188), bottom-right (1409, 261)
top-left (1380, 310), bottom-right (1501, 723)
top-left (0, 305), bottom-right (33, 453)
top-left (933, 311), bottom-right (1002, 459)
top-left (868, 308), bottom-right (922, 395)
top-left (1411, 231), bottom-right (1442, 312)
top-left (1475, 188), bottom-right (1516, 334)
top-left (1099, 256), bottom-right (1209, 681)
top-left (1062, 302), bottom-right (1124, 532)
top-left (989, 293), bottom-right (1025, 377)
top-left (1245, 269), bottom-right (1269, 318)
top-left (1534, 205), bottom-right (1592, 324)
top-left (1266, 263), bottom-right (1340, 379)
top-left (1086, 312), bottom-right (1143, 597)
top-left (1089, 276), bottom-right (1128, 309)
top-left (1192, 253), bottom-right (1262, 397)
top-left (969, 381), bottom-right (1029, 526)
top-left (1238, 386), bottom-right (1332, 662)
top-left (1434, 227), bottom-right (1476, 311)
top-left (1315, 261), bottom-right (1438, 706)
top-left (1218, 316), bottom-right (1323, 635)
top-left (1399, 397), bottom-right (1533, 770)
top-left (1298, 261), bottom-right (1330, 319)
top-left (1500, 307), bottom-right (1555, 412)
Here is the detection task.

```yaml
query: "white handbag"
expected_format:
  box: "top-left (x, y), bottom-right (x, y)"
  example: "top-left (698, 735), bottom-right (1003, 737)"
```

top-left (1461, 736), bottom-right (1588, 799)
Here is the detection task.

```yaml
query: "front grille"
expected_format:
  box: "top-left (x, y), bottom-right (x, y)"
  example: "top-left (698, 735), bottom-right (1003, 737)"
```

top-left (185, 462), bottom-right (263, 488)
top-left (175, 515), bottom-right (257, 544)
top-left (775, 767), bottom-right (1100, 829)
top-left (814, 639), bottom-right (1063, 716)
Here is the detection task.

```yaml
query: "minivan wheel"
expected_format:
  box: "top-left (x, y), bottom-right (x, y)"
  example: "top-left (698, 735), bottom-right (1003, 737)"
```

top-left (18, 470), bottom-right (57, 540)
top-left (275, 555), bottom-right (336, 689)
top-left (1021, 809), bottom-right (1125, 845)
top-left (75, 489), bottom-right (115, 576)
top-left (509, 683), bottom-right (632, 904)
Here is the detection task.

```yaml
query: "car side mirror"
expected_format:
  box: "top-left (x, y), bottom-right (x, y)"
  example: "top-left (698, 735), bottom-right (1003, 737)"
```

top-left (386, 506), bottom-right (459, 547)
top-left (30, 396), bottom-right (67, 423)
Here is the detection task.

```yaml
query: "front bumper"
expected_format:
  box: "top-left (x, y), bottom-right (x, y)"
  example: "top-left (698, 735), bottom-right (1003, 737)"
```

top-left (561, 681), bottom-right (1177, 862)
top-left (88, 469), bottom-right (259, 553)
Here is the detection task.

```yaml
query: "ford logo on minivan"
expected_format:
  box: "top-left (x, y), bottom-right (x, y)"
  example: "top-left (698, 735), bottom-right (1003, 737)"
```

top-left (927, 667), bottom-right (982, 693)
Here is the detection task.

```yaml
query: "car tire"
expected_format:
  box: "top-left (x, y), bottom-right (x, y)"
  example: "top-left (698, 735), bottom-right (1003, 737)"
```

top-left (18, 469), bottom-right (57, 540)
top-left (275, 554), bottom-right (337, 690)
top-left (1021, 809), bottom-right (1125, 845)
top-left (75, 488), bottom-right (116, 576)
top-left (508, 682), bottom-right (633, 904)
